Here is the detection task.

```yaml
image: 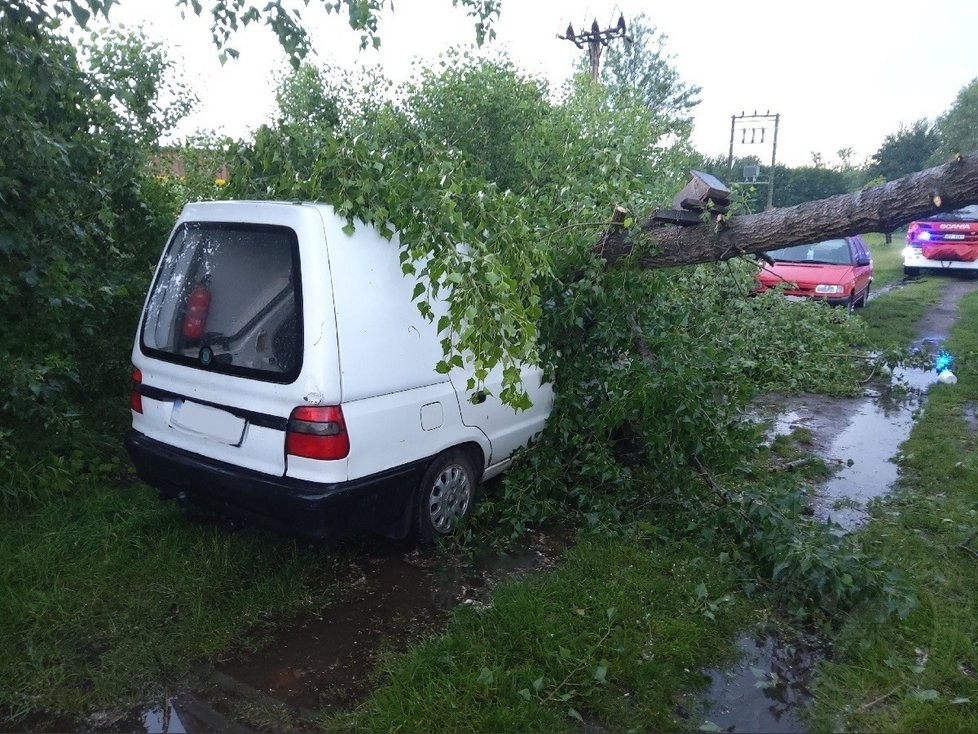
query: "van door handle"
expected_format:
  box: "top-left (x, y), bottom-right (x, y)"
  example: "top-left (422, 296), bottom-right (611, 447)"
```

top-left (472, 390), bottom-right (487, 404)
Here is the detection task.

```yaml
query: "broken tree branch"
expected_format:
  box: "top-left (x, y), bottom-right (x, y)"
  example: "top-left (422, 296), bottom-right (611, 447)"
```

top-left (596, 151), bottom-right (978, 269)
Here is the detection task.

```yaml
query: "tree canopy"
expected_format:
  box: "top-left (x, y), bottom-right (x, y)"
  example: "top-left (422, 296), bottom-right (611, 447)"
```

top-left (869, 119), bottom-right (939, 182)
top-left (932, 77), bottom-right (978, 164)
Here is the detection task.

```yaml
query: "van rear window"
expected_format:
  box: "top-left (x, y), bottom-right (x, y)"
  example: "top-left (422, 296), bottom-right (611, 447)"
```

top-left (141, 222), bottom-right (303, 382)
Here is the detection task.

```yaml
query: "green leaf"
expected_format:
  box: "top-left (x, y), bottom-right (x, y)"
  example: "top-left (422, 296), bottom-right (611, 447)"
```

top-left (477, 667), bottom-right (494, 685)
top-left (532, 676), bottom-right (544, 692)
top-left (593, 665), bottom-right (607, 683)
top-left (69, 0), bottom-right (91, 26)
top-left (567, 708), bottom-right (583, 723)
top-left (910, 688), bottom-right (940, 701)
top-left (517, 688), bottom-right (531, 701)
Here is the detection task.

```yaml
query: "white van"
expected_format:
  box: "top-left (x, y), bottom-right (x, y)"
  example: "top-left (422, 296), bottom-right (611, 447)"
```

top-left (125, 201), bottom-right (553, 541)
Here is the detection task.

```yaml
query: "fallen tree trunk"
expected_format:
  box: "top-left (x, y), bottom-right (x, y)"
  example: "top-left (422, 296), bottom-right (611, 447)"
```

top-left (596, 151), bottom-right (978, 269)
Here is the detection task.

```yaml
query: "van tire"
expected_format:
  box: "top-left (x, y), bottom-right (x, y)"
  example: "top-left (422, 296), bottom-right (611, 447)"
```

top-left (412, 449), bottom-right (477, 544)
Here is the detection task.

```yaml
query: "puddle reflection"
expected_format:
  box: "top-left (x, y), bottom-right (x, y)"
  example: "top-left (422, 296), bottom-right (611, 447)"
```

top-left (701, 632), bottom-right (819, 733)
top-left (142, 703), bottom-right (186, 734)
top-left (815, 368), bottom-right (930, 530)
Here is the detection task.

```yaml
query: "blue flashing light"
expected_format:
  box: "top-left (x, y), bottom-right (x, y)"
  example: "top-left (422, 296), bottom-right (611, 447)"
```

top-left (935, 350), bottom-right (954, 374)
top-left (918, 231), bottom-right (932, 242)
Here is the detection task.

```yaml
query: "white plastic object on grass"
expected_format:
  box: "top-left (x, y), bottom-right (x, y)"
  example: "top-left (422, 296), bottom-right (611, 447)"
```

top-left (938, 370), bottom-right (957, 385)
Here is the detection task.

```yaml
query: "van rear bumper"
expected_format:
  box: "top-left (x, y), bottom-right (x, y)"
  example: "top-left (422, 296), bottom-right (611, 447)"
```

top-left (125, 430), bottom-right (425, 540)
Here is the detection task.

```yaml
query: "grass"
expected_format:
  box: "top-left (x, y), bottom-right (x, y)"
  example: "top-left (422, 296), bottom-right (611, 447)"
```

top-left (324, 534), bottom-right (752, 733)
top-left (806, 283), bottom-right (978, 732)
top-left (863, 230), bottom-right (906, 290)
top-left (0, 476), bottom-right (338, 729)
top-left (860, 274), bottom-right (945, 349)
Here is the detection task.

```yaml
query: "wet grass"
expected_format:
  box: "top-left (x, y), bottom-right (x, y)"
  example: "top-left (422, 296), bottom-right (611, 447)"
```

top-left (0, 477), bottom-right (337, 730)
top-left (859, 274), bottom-right (945, 349)
top-left (807, 286), bottom-right (978, 732)
top-left (324, 534), bottom-right (752, 733)
top-left (863, 230), bottom-right (906, 289)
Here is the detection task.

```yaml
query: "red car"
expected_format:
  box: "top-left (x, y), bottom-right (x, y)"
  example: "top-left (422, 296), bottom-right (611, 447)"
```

top-left (903, 205), bottom-right (978, 277)
top-left (755, 236), bottom-right (874, 309)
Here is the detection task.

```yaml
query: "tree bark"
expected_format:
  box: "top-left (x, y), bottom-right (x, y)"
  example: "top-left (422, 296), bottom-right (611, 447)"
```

top-left (596, 151), bottom-right (978, 269)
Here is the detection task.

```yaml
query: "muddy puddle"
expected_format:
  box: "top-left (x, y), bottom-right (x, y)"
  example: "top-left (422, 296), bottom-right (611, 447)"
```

top-left (697, 277), bottom-right (978, 732)
top-left (762, 370), bottom-right (931, 531)
top-left (132, 529), bottom-right (570, 733)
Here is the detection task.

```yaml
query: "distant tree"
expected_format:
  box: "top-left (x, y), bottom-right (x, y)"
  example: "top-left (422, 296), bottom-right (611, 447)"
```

top-left (772, 165), bottom-right (849, 208)
top-left (869, 119), bottom-right (938, 181)
top-left (82, 28), bottom-right (196, 147)
top-left (275, 63), bottom-right (340, 129)
top-left (598, 13), bottom-right (700, 131)
top-left (931, 77), bottom-right (978, 164)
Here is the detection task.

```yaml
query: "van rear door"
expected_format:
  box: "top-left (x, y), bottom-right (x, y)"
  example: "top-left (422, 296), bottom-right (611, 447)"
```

top-left (133, 203), bottom-right (341, 479)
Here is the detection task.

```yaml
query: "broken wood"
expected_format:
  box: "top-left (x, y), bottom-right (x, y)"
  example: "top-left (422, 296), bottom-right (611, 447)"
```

top-left (768, 457), bottom-right (815, 473)
top-left (596, 151), bottom-right (978, 269)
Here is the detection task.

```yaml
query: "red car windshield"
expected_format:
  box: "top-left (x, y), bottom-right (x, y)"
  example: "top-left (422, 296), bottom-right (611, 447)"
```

top-left (767, 239), bottom-right (852, 265)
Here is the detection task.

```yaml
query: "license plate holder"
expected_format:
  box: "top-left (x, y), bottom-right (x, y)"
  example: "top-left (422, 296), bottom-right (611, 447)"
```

top-left (169, 400), bottom-right (247, 446)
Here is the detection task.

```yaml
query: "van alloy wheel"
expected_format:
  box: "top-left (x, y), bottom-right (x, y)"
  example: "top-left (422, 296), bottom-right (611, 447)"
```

top-left (414, 449), bottom-right (477, 542)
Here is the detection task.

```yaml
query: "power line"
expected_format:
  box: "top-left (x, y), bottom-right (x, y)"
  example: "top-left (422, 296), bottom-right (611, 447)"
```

top-left (557, 14), bottom-right (631, 82)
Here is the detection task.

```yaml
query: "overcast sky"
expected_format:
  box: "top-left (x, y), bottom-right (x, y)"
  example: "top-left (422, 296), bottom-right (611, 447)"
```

top-left (96, 0), bottom-right (977, 168)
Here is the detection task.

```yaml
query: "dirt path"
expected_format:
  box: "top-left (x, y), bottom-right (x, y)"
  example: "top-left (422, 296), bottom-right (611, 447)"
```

top-left (912, 277), bottom-right (978, 348)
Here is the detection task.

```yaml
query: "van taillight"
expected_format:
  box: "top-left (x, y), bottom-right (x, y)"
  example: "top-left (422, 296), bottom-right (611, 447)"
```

top-left (286, 405), bottom-right (350, 460)
top-left (130, 368), bottom-right (143, 414)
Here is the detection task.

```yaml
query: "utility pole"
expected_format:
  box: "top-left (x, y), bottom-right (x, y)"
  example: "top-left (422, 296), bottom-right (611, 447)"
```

top-left (558, 14), bottom-right (631, 82)
top-left (726, 110), bottom-right (780, 210)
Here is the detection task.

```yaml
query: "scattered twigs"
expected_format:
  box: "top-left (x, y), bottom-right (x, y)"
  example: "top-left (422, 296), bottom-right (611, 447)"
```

top-left (542, 623), bottom-right (614, 703)
top-left (959, 532), bottom-right (978, 561)
top-left (857, 682), bottom-right (905, 713)
top-left (627, 313), bottom-right (655, 363)
top-left (818, 352), bottom-right (877, 360)
top-left (692, 457), bottom-right (751, 523)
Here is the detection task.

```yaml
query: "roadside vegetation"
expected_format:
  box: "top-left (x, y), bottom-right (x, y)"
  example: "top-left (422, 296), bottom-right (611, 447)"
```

top-left (3, 2), bottom-right (978, 731)
top-left (808, 283), bottom-right (978, 732)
